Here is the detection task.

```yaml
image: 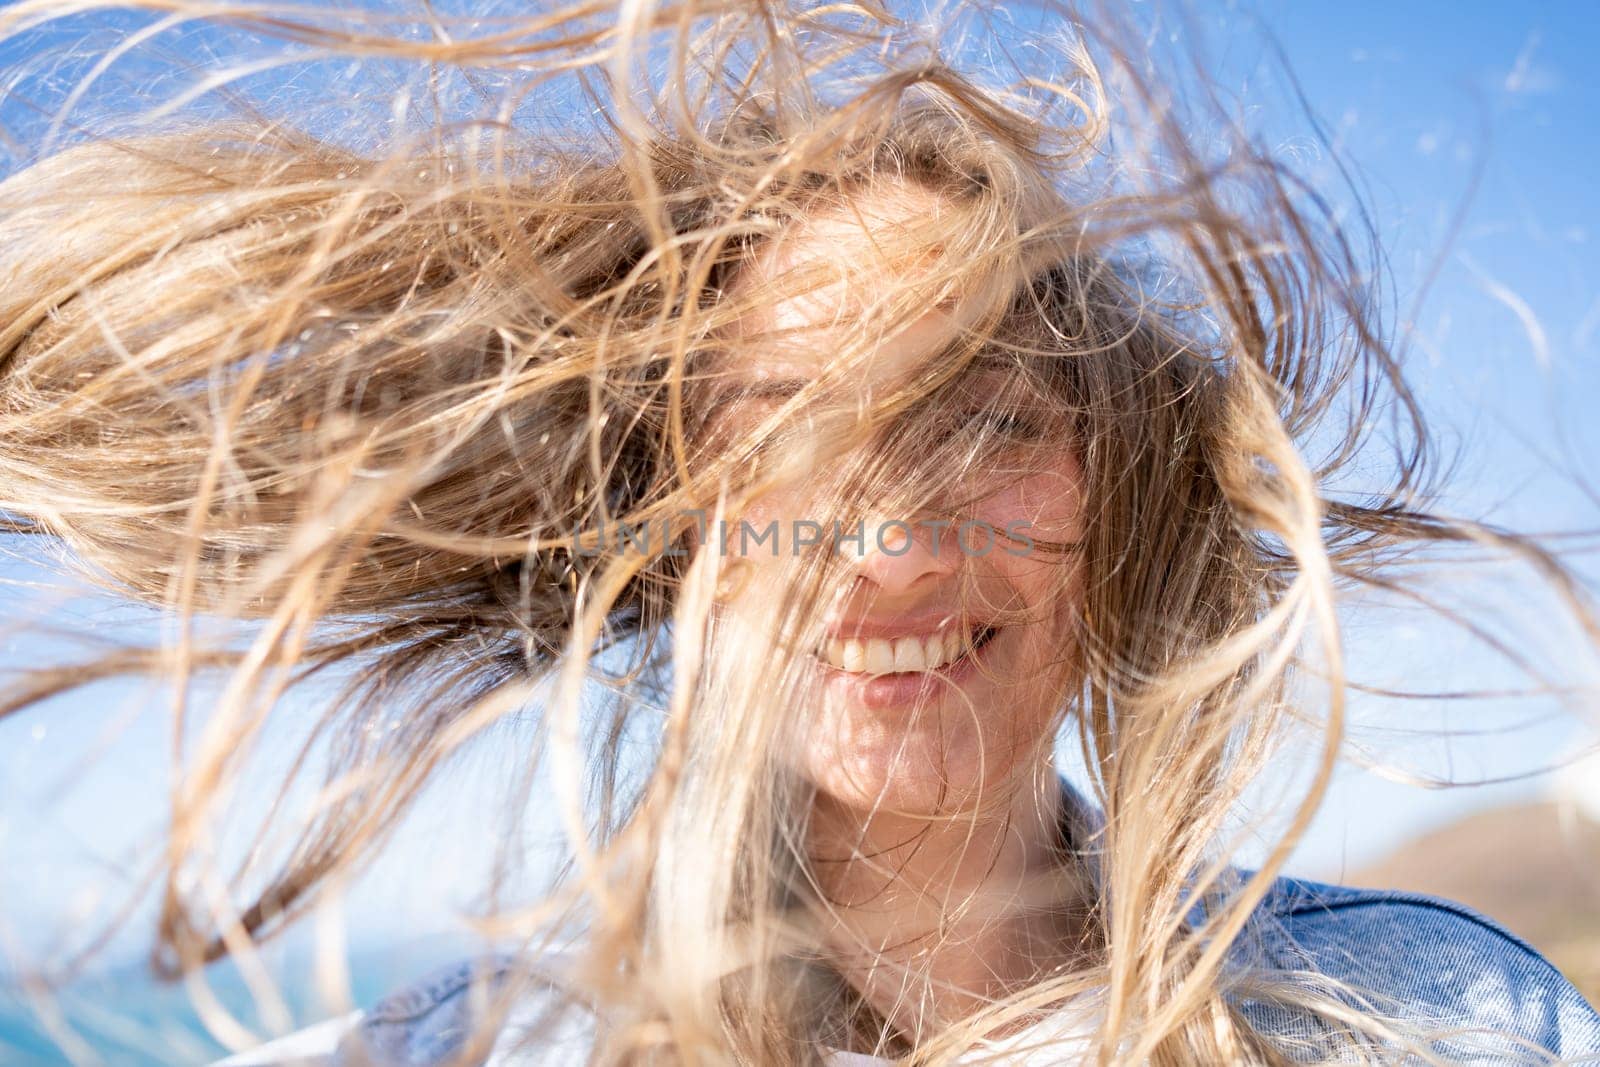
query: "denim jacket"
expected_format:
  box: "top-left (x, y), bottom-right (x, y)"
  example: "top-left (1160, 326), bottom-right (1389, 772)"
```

top-left (217, 782), bottom-right (1600, 1065)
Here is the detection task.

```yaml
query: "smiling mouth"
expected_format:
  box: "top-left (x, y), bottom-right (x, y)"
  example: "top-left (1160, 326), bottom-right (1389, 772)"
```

top-left (813, 625), bottom-right (1000, 674)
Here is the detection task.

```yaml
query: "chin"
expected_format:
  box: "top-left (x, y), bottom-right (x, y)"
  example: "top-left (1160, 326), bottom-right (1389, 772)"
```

top-left (800, 716), bottom-right (1027, 817)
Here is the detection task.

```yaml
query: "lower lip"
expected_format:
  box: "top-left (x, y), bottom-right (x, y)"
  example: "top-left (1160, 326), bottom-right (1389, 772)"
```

top-left (815, 629), bottom-right (1002, 710)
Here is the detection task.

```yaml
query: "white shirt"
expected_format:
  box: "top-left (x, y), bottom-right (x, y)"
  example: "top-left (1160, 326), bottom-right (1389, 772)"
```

top-left (823, 991), bottom-right (1103, 1065)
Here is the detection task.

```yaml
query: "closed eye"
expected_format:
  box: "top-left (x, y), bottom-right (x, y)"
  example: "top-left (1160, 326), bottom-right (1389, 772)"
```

top-left (990, 410), bottom-right (1046, 439)
top-left (959, 407), bottom-right (1049, 443)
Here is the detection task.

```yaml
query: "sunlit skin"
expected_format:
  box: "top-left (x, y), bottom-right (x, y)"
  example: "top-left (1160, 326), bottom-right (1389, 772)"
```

top-left (700, 183), bottom-right (1095, 1038)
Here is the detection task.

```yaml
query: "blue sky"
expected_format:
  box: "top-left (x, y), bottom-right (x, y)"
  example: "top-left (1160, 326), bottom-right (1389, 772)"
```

top-left (0, 0), bottom-right (1596, 985)
top-left (1200, 0), bottom-right (1600, 873)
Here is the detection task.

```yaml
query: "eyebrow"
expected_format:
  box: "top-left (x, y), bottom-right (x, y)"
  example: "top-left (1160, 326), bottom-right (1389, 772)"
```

top-left (705, 357), bottom-right (1030, 413)
top-left (741, 378), bottom-right (809, 400)
top-left (705, 377), bottom-right (810, 412)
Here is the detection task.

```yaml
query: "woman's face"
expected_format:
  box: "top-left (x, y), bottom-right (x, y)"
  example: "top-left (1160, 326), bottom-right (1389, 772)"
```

top-left (700, 184), bottom-right (1085, 816)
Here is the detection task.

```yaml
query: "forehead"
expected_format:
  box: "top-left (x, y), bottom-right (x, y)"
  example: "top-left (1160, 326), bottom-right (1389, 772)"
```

top-left (718, 182), bottom-right (981, 391)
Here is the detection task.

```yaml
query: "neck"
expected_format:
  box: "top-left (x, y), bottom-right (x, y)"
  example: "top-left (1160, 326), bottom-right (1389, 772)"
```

top-left (805, 759), bottom-right (1094, 1043)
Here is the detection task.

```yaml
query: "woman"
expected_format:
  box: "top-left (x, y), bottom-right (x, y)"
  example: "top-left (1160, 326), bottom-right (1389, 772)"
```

top-left (0, 1), bottom-right (1595, 1063)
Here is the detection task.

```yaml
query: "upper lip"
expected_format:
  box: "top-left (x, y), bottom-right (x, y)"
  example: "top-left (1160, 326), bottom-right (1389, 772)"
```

top-left (823, 612), bottom-right (988, 640)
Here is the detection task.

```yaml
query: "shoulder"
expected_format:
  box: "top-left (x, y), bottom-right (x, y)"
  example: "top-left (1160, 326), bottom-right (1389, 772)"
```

top-left (209, 957), bottom-right (522, 1067)
top-left (211, 952), bottom-right (590, 1066)
top-left (337, 955), bottom-right (517, 1066)
top-left (1240, 874), bottom-right (1600, 1060)
top-left (1254, 874), bottom-right (1576, 989)
top-left (334, 951), bottom-right (594, 1067)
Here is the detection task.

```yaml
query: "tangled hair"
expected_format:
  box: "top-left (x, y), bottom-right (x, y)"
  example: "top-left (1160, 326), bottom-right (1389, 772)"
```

top-left (0, 1), bottom-right (1594, 1064)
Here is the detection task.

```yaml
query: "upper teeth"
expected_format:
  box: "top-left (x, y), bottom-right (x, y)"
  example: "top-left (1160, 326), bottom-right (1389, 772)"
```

top-left (816, 631), bottom-right (975, 674)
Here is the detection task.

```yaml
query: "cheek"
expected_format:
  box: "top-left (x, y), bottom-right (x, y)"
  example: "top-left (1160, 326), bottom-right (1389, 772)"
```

top-left (695, 484), bottom-right (819, 608)
top-left (970, 455), bottom-right (1084, 610)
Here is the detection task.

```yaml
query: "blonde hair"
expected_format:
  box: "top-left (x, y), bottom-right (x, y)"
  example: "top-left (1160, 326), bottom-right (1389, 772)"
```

top-left (0, 1), bottom-right (1593, 1064)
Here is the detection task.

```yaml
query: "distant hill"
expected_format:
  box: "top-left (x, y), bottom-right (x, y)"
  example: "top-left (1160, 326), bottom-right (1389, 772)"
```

top-left (1348, 800), bottom-right (1600, 1005)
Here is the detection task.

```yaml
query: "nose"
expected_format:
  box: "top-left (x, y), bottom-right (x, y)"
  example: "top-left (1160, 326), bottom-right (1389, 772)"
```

top-left (839, 514), bottom-right (959, 597)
